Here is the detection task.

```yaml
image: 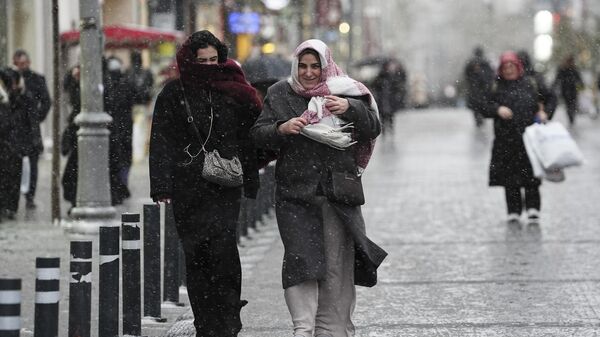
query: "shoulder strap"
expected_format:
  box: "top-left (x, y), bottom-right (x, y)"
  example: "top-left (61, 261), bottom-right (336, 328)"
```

top-left (179, 80), bottom-right (213, 152)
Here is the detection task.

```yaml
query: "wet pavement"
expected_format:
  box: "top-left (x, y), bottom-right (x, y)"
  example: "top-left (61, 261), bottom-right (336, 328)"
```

top-left (2, 107), bottom-right (599, 336)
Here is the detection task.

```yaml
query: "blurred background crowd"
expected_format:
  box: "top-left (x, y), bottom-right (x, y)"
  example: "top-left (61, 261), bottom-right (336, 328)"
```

top-left (1, 0), bottom-right (600, 216)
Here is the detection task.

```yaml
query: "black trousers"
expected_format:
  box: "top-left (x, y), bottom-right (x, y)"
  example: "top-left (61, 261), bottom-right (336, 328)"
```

top-left (0, 150), bottom-right (22, 212)
top-left (504, 185), bottom-right (540, 215)
top-left (565, 97), bottom-right (578, 125)
top-left (25, 153), bottom-right (39, 202)
top-left (173, 187), bottom-right (245, 337)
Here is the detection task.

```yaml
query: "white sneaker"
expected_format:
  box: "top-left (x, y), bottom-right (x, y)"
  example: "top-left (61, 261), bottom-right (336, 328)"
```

top-left (527, 208), bottom-right (540, 222)
top-left (507, 213), bottom-right (520, 223)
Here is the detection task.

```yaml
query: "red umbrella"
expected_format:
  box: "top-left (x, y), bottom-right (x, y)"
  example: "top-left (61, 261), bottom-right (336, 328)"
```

top-left (60, 24), bottom-right (184, 49)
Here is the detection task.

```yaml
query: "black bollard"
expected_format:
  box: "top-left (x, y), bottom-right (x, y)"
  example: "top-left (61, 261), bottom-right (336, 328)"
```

top-left (122, 213), bottom-right (142, 336)
top-left (0, 278), bottom-right (21, 337)
top-left (163, 203), bottom-right (181, 304)
top-left (99, 226), bottom-right (120, 337)
top-left (143, 205), bottom-right (166, 321)
top-left (34, 258), bottom-right (60, 337)
top-left (68, 241), bottom-right (92, 337)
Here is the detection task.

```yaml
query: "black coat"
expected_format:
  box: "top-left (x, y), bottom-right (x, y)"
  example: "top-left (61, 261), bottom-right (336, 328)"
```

top-left (20, 70), bottom-right (51, 155)
top-left (60, 72), bottom-right (80, 205)
top-left (555, 66), bottom-right (582, 101)
top-left (371, 69), bottom-right (407, 115)
top-left (149, 80), bottom-right (261, 203)
top-left (479, 77), bottom-right (548, 187)
top-left (250, 80), bottom-right (384, 288)
top-left (8, 85), bottom-right (37, 157)
top-left (464, 56), bottom-right (495, 112)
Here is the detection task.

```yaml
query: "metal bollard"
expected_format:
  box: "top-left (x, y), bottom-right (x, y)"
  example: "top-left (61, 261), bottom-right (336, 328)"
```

top-left (0, 278), bottom-right (21, 337)
top-left (122, 213), bottom-right (142, 336)
top-left (163, 203), bottom-right (182, 305)
top-left (178, 245), bottom-right (186, 288)
top-left (68, 241), bottom-right (92, 337)
top-left (99, 226), bottom-right (119, 337)
top-left (143, 204), bottom-right (166, 322)
top-left (34, 258), bottom-right (60, 337)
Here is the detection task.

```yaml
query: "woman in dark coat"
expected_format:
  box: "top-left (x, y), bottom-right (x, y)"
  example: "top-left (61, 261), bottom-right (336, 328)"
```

top-left (478, 51), bottom-right (550, 224)
top-left (149, 30), bottom-right (262, 337)
top-left (250, 39), bottom-right (385, 337)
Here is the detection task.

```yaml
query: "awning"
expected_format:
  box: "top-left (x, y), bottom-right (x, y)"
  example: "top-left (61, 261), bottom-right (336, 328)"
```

top-left (60, 24), bottom-right (185, 49)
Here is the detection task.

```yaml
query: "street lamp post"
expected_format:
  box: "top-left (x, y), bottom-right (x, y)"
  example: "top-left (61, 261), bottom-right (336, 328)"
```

top-left (68, 0), bottom-right (116, 234)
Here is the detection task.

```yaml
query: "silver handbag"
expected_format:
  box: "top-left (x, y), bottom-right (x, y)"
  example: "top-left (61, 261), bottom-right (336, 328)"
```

top-left (181, 88), bottom-right (244, 187)
top-left (202, 149), bottom-right (243, 187)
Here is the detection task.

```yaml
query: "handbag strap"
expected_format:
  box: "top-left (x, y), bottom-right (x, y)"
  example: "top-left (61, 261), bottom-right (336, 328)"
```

top-left (179, 80), bottom-right (213, 153)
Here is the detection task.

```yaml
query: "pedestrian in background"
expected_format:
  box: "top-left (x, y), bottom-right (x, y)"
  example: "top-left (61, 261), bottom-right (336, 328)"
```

top-left (250, 39), bottom-right (385, 337)
top-left (60, 64), bottom-right (81, 212)
top-left (126, 50), bottom-right (155, 162)
top-left (0, 67), bottom-right (35, 220)
top-left (554, 54), bottom-right (583, 126)
top-left (149, 30), bottom-right (262, 336)
top-left (477, 51), bottom-right (551, 224)
top-left (464, 46), bottom-right (495, 127)
top-left (104, 56), bottom-right (134, 205)
top-left (371, 58), bottom-right (407, 134)
top-left (517, 50), bottom-right (557, 119)
top-left (12, 49), bottom-right (51, 209)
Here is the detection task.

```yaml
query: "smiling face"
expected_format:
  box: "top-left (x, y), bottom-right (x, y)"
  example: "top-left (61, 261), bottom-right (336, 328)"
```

top-left (501, 62), bottom-right (519, 81)
top-left (196, 46), bottom-right (219, 65)
top-left (298, 52), bottom-right (322, 90)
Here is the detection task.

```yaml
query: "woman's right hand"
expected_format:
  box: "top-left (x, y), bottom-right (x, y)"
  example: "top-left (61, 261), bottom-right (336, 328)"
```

top-left (497, 106), bottom-right (513, 120)
top-left (277, 117), bottom-right (308, 135)
top-left (155, 198), bottom-right (172, 206)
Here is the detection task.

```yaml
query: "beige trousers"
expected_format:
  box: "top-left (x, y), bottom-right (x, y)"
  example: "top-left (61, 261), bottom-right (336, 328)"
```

top-left (284, 200), bottom-right (356, 337)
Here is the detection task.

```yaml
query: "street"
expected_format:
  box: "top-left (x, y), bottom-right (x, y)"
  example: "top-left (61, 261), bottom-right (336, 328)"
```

top-left (168, 106), bottom-right (600, 337)
top-left (1, 106), bottom-right (600, 336)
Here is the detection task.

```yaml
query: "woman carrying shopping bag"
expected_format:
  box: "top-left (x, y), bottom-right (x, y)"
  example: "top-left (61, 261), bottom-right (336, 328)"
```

top-left (475, 51), bottom-right (555, 224)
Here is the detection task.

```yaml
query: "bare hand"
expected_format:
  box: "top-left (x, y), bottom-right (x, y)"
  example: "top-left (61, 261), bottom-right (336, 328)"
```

top-left (324, 95), bottom-right (350, 115)
top-left (498, 106), bottom-right (513, 120)
top-left (278, 117), bottom-right (308, 135)
top-left (72, 66), bottom-right (81, 81)
top-left (536, 110), bottom-right (548, 123)
top-left (156, 198), bottom-right (171, 206)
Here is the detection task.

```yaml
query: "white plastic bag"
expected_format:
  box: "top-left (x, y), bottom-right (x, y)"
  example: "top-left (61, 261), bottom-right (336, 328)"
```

top-left (523, 127), bottom-right (565, 182)
top-left (525, 122), bottom-right (584, 170)
top-left (20, 156), bottom-right (30, 194)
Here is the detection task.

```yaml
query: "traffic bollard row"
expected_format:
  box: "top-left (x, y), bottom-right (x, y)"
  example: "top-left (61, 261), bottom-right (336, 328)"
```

top-left (0, 278), bottom-right (21, 337)
top-left (34, 257), bottom-right (60, 337)
top-left (0, 167), bottom-right (278, 336)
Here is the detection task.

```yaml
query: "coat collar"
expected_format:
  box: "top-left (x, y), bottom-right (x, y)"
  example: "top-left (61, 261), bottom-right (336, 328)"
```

top-left (285, 83), bottom-right (310, 117)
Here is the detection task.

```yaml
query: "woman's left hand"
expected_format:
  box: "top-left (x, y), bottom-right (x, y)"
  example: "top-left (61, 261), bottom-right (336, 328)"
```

top-left (325, 95), bottom-right (350, 115)
top-left (536, 110), bottom-right (548, 123)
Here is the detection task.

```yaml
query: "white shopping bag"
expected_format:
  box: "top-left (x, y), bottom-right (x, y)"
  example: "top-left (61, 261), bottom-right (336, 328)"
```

top-left (523, 127), bottom-right (565, 182)
top-left (20, 156), bottom-right (30, 194)
top-left (526, 122), bottom-right (584, 170)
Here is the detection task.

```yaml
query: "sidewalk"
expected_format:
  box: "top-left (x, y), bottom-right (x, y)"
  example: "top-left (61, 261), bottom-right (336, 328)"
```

top-left (2, 107), bottom-right (600, 336)
top-left (0, 157), bottom-right (190, 336)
